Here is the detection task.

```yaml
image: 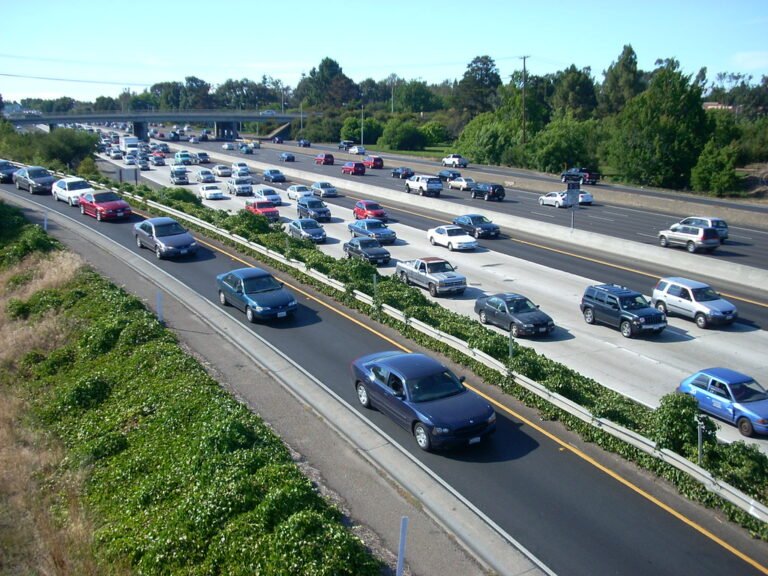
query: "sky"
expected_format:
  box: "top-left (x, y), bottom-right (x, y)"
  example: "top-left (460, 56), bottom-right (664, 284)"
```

top-left (1, 0), bottom-right (767, 104)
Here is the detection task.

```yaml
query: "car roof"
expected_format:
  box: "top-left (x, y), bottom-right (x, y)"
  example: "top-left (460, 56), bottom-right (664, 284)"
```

top-left (379, 353), bottom-right (446, 379)
top-left (487, 292), bottom-right (525, 301)
top-left (144, 216), bottom-right (178, 225)
top-left (58, 176), bottom-right (88, 184)
top-left (421, 257), bottom-right (447, 263)
top-left (357, 218), bottom-right (384, 224)
top-left (697, 367), bottom-right (753, 384)
top-left (658, 277), bottom-right (710, 289)
top-left (229, 267), bottom-right (271, 280)
top-left (591, 283), bottom-right (641, 296)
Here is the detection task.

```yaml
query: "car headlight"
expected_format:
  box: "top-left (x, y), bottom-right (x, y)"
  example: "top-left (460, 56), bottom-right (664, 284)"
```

top-left (288, 300), bottom-right (297, 307)
top-left (157, 243), bottom-right (167, 251)
top-left (523, 324), bottom-right (534, 329)
top-left (488, 412), bottom-right (496, 424)
top-left (636, 317), bottom-right (646, 324)
top-left (433, 426), bottom-right (451, 435)
top-left (189, 242), bottom-right (197, 247)
top-left (709, 310), bottom-right (722, 316)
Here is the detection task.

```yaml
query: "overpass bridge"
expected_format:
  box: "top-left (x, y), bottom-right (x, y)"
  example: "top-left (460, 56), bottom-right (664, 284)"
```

top-left (6, 109), bottom-right (303, 141)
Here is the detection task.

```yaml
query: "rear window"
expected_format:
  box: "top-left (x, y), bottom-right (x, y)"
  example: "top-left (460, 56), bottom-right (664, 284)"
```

top-left (701, 228), bottom-right (719, 240)
top-left (427, 178), bottom-right (441, 185)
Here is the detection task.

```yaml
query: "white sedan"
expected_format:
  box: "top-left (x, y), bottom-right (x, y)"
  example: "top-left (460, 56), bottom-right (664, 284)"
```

top-left (286, 184), bottom-right (314, 200)
top-left (427, 225), bottom-right (478, 251)
top-left (231, 162), bottom-right (249, 174)
top-left (448, 177), bottom-right (475, 191)
top-left (578, 190), bottom-right (593, 205)
top-left (253, 186), bottom-right (282, 205)
top-left (222, 142), bottom-right (236, 150)
top-left (538, 191), bottom-right (573, 208)
top-left (212, 164), bottom-right (232, 177)
top-left (52, 177), bottom-right (93, 206)
top-left (199, 184), bottom-right (225, 200)
top-left (349, 145), bottom-right (366, 155)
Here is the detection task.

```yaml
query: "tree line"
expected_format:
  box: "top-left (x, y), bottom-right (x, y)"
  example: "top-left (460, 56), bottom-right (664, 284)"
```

top-left (4, 45), bottom-right (768, 194)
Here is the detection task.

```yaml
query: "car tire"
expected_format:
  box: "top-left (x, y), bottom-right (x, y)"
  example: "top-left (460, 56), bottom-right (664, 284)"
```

top-left (96, 211), bottom-right (102, 222)
top-left (136, 235), bottom-right (143, 249)
top-left (620, 320), bottom-right (633, 338)
top-left (484, 194), bottom-right (490, 201)
top-left (405, 185), bottom-right (410, 193)
top-left (246, 307), bottom-right (256, 323)
top-left (356, 382), bottom-right (371, 408)
top-left (399, 271), bottom-right (410, 285)
top-left (69, 197), bottom-right (76, 207)
top-left (155, 246), bottom-right (163, 260)
top-left (659, 236), bottom-right (669, 248)
top-left (695, 313), bottom-right (708, 329)
top-left (511, 324), bottom-right (521, 338)
top-left (583, 307), bottom-right (595, 324)
top-left (429, 283), bottom-right (438, 297)
top-left (80, 204), bottom-right (85, 215)
top-left (474, 230), bottom-right (480, 239)
top-left (15, 180), bottom-right (21, 190)
top-left (539, 198), bottom-right (545, 206)
top-left (555, 201), bottom-right (561, 208)
top-left (218, 290), bottom-right (228, 306)
top-left (479, 310), bottom-right (488, 324)
top-left (686, 241), bottom-right (697, 253)
top-left (737, 417), bottom-right (754, 437)
top-left (448, 243), bottom-right (454, 251)
top-left (428, 236), bottom-right (436, 245)
top-left (655, 301), bottom-right (667, 314)
top-left (413, 422), bottom-right (432, 451)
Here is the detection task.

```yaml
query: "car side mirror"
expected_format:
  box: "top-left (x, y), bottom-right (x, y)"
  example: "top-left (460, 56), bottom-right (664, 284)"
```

top-left (235, 287), bottom-right (243, 294)
top-left (459, 375), bottom-right (466, 383)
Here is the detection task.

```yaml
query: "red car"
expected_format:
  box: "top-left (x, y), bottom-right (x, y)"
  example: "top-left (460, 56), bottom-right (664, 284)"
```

top-left (353, 199), bottom-right (387, 221)
top-left (245, 199), bottom-right (280, 222)
top-left (341, 161), bottom-right (366, 175)
top-left (314, 153), bottom-right (334, 165)
top-left (363, 155), bottom-right (384, 169)
top-left (79, 190), bottom-right (132, 221)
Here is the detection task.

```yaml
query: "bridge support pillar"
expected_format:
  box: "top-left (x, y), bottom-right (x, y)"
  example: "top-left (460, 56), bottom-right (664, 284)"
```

top-left (133, 121), bottom-right (148, 141)
top-left (215, 121), bottom-right (238, 141)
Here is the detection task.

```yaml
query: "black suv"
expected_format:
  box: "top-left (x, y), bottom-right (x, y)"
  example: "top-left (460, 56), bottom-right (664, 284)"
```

top-left (471, 183), bottom-right (505, 201)
top-left (580, 284), bottom-right (667, 338)
top-left (296, 196), bottom-right (331, 222)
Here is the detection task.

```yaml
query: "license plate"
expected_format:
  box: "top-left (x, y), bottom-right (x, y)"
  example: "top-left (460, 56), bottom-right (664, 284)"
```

top-left (116, 212), bottom-right (124, 217)
top-left (277, 311), bottom-right (287, 318)
top-left (469, 437), bottom-right (481, 445)
top-left (539, 327), bottom-right (547, 333)
top-left (180, 249), bottom-right (187, 255)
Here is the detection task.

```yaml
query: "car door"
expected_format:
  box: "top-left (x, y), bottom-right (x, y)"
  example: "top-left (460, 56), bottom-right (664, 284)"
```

top-left (380, 373), bottom-right (412, 429)
top-left (136, 221), bottom-right (154, 249)
top-left (704, 379), bottom-right (736, 423)
top-left (222, 274), bottom-right (246, 312)
top-left (672, 285), bottom-right (696, 319)
top-left (81, 193), bottom-right (95, 216)
top-left (664, 283), bottom-right (689, 318)
top-left (432, 227), bottom-right (446, 247)
top-left (484, 297), bottom-right (505, 329)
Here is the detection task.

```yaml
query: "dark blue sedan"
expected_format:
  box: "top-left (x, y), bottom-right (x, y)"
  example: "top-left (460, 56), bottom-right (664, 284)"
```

top-left (351, 351), bottom-right (496, 451)
top-left (677, 367), bottom-right (768, 436)
top-left (347, 218), bottom-right (397, 245)
top-left (216, 268), bottom-right (297, 322)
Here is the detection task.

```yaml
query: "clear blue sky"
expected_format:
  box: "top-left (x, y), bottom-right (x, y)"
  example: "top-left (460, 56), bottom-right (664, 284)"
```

top-left (1, 0), bottom-right (767, 103)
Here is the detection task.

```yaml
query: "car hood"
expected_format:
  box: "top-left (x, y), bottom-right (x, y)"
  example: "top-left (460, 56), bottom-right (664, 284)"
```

top-left (415, 390), bottom-right (492, 426)
top-left (304, 228), bottom-right (325, 238)
top-left (514, 309), bottom-right (553, 324)
top-left (702, 299), bottom-right (737, 314)
top-left (98, 200), bottom-right (131, 210)
top-left (363, 247), bottom-right (390, 257)
top-left (477, 223), bottom-right (499, 231)
top-left (159, 232), bottom-right (195, 248)
top-left (245, 288), bottom-right (295, 308)
top-left (31, 175), bottom-right (56, 185)
top-left (431, 271), bottom-right (464, 281)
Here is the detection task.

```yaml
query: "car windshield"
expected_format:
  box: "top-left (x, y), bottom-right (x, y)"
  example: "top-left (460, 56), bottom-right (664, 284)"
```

top-left (367, 221), bottom-right (385, 229)
top-left (255, 202), bottom-right (273, 209)
top-left (426, 261), bottom-right (454, 273)
top-left (730, 379), bottom-right (768, 403)
top-left (365, 203), bottom-right (381, 210)
top-left (235, 178), bottom-right (251, 184)
top-left (67, 180), bottom-right (91, 191)
top-left (620, 295), bottom-right (650, 310)
top-left (304, 222), bottom-right (321, 230)
top-left (468, 215), bottom-right (489, 224)
top-left (317, 182), bottom-right (331, 188)
top-left (243, 276), bottom-right (282, 293)
top-left (691, 287), bottom-right (720, 302)
top-left (94, 192), bottom-right (121, 203)
top-left (406, 369), bottom-right (465, 403)
top-left (307, 200), bottom-right (324, 208)
top-left (295, 186), bottom-right (310, 192)
top-left (154, 222), bottom-right (186, 237)
top-left (446, 228), bottom-right (464, 237)
top-left (28, 168), bottom-right (50, 178)
top-left (506, 298), bottom-right (537, 313)
top-left (358, 239), bottom-right (379, 249)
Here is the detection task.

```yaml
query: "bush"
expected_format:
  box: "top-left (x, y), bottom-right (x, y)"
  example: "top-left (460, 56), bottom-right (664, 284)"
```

top-left (691, 139), bottom-right (740, 196)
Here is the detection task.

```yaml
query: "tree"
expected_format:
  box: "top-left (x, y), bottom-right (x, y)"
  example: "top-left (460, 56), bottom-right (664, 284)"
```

top-left (294, 58), bottom-right (358, 108)
top-left (214, 79), bottom-right (272, 110)
top-left (180, 76), bottom-right (212, 109)
top-left (395, 80), bottom-right (441, 113)
top-left (607, 60), bottom-right (709, 189)
top-left (456, 113), bottom-right (517, 166)
top-left (150, 81), bottom-right (183, 110)
top-left (453, 56), bottom-right (502, 115)
top-left (649, 393), bottom-right (717, 459)
top-left (339, 115), bottom-right (383, 146)
top-left (419, 120), bottom-right (449, 145)
top-left (379, 118), bottom-right (426, 150)
top-left (551, 65), bottom-right (597, 120)
top-left (93, 96), bottom-right (120, 112)
top-left (691, 139), bottom-right (739, 196)
top-left (598, 45), bottom-right (644, 117)
top-left (529, 114), bottom-right (600, 173)
top-left (0, 93), bottom-right (4, 113)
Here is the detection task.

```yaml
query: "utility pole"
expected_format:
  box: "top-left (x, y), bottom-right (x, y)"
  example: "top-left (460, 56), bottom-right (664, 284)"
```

top-left (520, 55), bottom-right (530, 145)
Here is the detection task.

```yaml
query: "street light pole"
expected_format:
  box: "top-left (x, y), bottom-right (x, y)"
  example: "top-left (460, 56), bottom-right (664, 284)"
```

top-left (361, 104), bottom-right (364, 147)
top-left (300, 101), bottom-right (303, 132)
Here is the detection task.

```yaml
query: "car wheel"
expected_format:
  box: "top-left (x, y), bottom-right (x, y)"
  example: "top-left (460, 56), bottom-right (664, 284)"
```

top-left (511, 324), bottom-right (521, 338)
top-left (52, 190), bottom-right (58, 201)
top-left (346, 251), bottom-right (352, 259)
top-left (655, 301), bottom-right (667, 314)
top-left (447, 243), bottom-right (454, 251)
top-left (428, 236), bottom-right (436, 245)
top-left (555, 201), bottom-right (561, 208)
top-left (69, 197), bottom-right (76, 207)
top-left (404, 184), bottom-right (410, 193)
top-left (738, 417), bottom-right (754, 437)
top-left (155, 246), bottom-right (163, 260)
top-left (620, 320), bottom-right (633, 338)
top-left (218, 290), bottom-right (228, 306)
top-left (583, 307), bottom-right (595, 324)
top-left (96, 211), bottom-right (102, 222)
top-left (246, 307), bottom-right (256, 323)
top-left (80, 204), bottom-right (85, 215)
top-left (136, 235), bottom-right (143, 249)
top-left (686, 241), bottom-right (697, 253)
top-left (479, 310), bottom-right (488, 324)
top-left (695, 313), bottom-right (708, 329)
top-left (429, 283), bottom-right (438, 297)
top-left (474, 230), bottom-right (480, 239)
top-left (413, 422), bottom-right (432, 451)
top-left (659, 236), bottom-right (669, 248)
top-left (399, 271), bottom-right (410, 285)
top-left (484, 194), bottom-right (490, 201)
top-left (356, 382), bottom-right (371, 408)
top-left (539, 198), bottom-right (545, 206)
top-left (15, 180), bottom-right (21, 190)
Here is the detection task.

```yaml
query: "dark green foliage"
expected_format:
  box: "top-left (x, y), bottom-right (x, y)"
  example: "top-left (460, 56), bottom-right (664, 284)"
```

top-left (0, 215), bottom-right (60, 268)
top-left (529, 114), bottom-right (600, 173)
top-left (648, 393), bottom-right (718, 457)
top-left (378, 117), bottom-right (426, 150)
top-left (691, 139), bottom-right (740, 195)
top-left (60, 373), bottom-right (115, 412)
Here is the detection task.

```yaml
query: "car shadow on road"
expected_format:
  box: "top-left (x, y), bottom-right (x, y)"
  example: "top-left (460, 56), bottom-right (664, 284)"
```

top-left (258, 304), bottom-right (321, 329)
top-left (445, 418), bottom-right (538, 463)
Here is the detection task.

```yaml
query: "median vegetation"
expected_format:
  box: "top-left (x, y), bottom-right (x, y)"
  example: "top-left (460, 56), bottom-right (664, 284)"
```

top-left (109, 184), bottom-right (768, 539)
top-left (0, 201), bottom-right (381, 575)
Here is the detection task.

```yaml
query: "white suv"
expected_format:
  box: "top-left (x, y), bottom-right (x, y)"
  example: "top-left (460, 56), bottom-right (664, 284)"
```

top-left (652, 277), bottom-right (738, 329)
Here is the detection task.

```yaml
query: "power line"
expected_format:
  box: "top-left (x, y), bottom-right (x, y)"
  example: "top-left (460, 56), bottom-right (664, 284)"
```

top-left (0, 72), bottom-right (150, 87)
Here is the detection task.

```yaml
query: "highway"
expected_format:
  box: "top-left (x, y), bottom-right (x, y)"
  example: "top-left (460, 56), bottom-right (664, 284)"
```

top-left (89, 140), bottom-right (768, 452)
top-left (2, 182), bottom-right (766, 576)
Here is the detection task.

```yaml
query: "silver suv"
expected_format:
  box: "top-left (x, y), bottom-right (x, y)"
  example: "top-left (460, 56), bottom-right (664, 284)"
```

top-left (678, 217), bottom-right (728, 243)
top-left (658, 223), bottom-right (720, 253)
top-left (652, 277), bottom-right (738, 329)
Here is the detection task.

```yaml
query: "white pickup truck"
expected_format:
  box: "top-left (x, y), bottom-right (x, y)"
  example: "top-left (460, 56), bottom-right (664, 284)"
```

top-left (441, 154), bottom-right (469, 168)
top-left (404, 175), bottom-right (442, 197)
top-left (395, 257), bottom-right (467, 297)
